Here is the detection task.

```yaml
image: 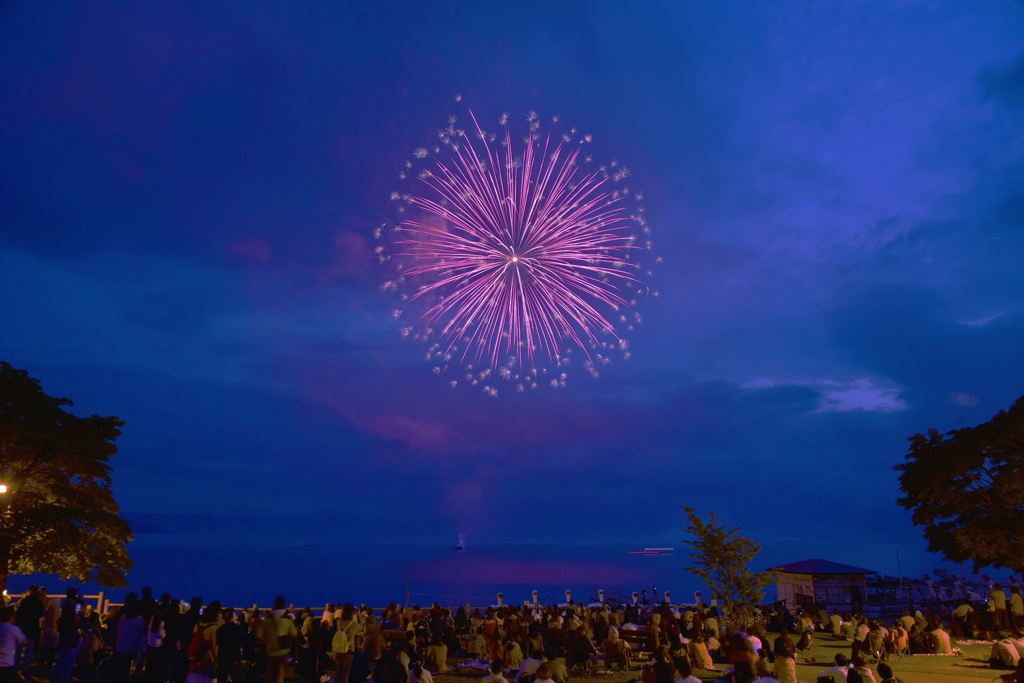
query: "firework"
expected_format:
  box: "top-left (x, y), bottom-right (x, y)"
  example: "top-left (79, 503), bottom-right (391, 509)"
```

top-left (380, 109), bottom-right (655, 392)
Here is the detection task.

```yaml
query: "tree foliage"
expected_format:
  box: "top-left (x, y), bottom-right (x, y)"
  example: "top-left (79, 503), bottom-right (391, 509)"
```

top-left (896, 394), bottom-right (1024, 575)
top-left (0, 361), bottom-right (133, 591)
top-left (682, 507), bottom-right (774, 628)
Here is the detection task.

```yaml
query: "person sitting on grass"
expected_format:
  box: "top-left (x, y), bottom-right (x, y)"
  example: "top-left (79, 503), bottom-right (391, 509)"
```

top-left (928, 620), bottom-right (952, 655)
top-left (673, 656), bottom-right (700, 683)
top-left (467, 628), bottom-right (488, 660)
top-left (639, 661), bottom-right (656, 683)
top-left (772, 636), bottom-right (798, 683)
top-left (773, 628), bottom-right (793, 654)
top-left (425, 635), bottom-right (449, 673)
top-left (503, 637), bottom-right (524, 669)
top-left (483, 659), bottom-right (507, 683)
top-left (542, 647), bottom-right (568, 683)
top-left (830, 611), bottom-right (843, 638)
top-left (839, 617), bottom-right (856, 642)
top-left (847, 654), bottom-right (877, 683)
top-left (1012, 631), bottom-right (1024, 661)
top-left (514, 651), bottom-right (543, 683)
top-left (795, 622), bottom-right (814, 660)
top-left (705, 628), bottom-right (722, 661)
top-left (992, 637), bottom-right (1021, 669)
top-left (689, 628), bottom-right (714, 669)
top-left (749, 657), bottom-right (775, 683)
top-left (409, 660), bottom-right (433, 683)
top-left (875, 662), bottom-right (903, 683)
top-left (854, 617), bottom-right (870, 644)
top-left (526, 629), bottom-right (545, 660)
top-left (817, 653), bottom-right (850, 681)
top-left (649, 646), bottom-right (674, 681)
top-left (374, 649), bottom-right (408, 683)
top-left (773, 634), bottom-right (794, 658)
top-left (747, 631), bottom-right (764, 659)
top-left (907, 623), bottom-right (930, 654)
top-left (533, 663), bottom-right (554, 683)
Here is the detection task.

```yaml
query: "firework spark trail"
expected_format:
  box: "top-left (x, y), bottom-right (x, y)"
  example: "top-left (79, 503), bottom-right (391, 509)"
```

top-left (391, 110), bottom-right (650, 380)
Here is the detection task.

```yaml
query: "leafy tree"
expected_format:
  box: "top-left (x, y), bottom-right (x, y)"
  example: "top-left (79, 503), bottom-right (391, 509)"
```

top-left (896, 394), bottom-right (1024, 575)
top-left (0, 361), bottom-right (132, 592)
top-left (681, 507), bottom-right (774, 628)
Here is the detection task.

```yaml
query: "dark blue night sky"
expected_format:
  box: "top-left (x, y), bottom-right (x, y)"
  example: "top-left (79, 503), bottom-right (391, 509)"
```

top-left (3, 1), bottom-right (1024, 606)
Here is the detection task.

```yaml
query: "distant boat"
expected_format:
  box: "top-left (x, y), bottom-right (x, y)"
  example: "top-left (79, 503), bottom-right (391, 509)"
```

top-left (629, 547), bottom-right (675, 555)
top-left (454, 544), bottom-right (463, 551)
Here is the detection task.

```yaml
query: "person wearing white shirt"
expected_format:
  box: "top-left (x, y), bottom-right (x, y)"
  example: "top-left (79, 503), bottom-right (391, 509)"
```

top-left (0, 607), bottom-right (27, 683)
top-left (848, 654), bottom-right (877, 683)
top-left (482, 660), bottom-right (508, 683)
top-left (817, 653), bottom-right (850, 680)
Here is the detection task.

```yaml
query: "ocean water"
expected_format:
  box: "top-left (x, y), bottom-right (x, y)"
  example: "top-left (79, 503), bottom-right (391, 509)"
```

top-left (8, 527), bottom-right (692, 610)
top-left (6, 513), bottom-right (971, 610)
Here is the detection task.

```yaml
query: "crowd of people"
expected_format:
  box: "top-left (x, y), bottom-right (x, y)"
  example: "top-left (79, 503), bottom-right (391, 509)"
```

top-left (4, 583), bottom-right (1014, 683)
top-left (760, 597), bottom-right (1024, 681)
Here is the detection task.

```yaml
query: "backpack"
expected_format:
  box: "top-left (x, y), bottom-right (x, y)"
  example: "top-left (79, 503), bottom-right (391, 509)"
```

top-left (274, 618), bottom-right (293, 651)
top-left (331, 623), bottom-right (350, 654)
top-left (186, 626), bottom-right (212, 663)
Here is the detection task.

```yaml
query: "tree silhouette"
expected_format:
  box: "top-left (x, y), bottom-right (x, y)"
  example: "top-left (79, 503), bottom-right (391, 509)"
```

top-left (682, 507), bottom-right (774, 628)
top-left (0, 362), bottom-right (132, 591)
top-left (896, 394), bottom-right (1024, 574)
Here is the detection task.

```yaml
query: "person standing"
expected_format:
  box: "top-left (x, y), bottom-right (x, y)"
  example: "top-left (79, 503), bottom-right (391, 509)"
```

top-left (15, 586), bottom-right (44, 677)
top-left (332, 604), bottom-right (360, 683)
top-left (1011, 588), bottom-right (1024, 631)
top-left (0, 608), bottom-right (27, 683)
top-left (259, 597), bottom-right (297, 683)
top-left (216, 608), bottom-right (246, 683)
top-left (993, 585), bottom-right (1010, 631)
top-left (113, 594), bottom-right (146, 683)
top-left (39, 598), bottom-right (60, 670)
top-left (145, 600), bottom-right (170, 682)
top-left (186, 602), bottom-right (221, 683)
top-left (54, 604), bottom-right (81, 683)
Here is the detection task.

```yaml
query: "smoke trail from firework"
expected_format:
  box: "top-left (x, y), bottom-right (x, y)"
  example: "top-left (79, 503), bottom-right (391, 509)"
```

top-left (395, 111), bottom-right (642, 373)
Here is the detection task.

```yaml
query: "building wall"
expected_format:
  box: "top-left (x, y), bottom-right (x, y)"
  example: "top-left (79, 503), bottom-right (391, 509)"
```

top-left (812, 573), bottom-right (868, 610)
top-left (776, 572), bottom-right (870, 611)
top-left (776, 572), bottom-right (815, 608)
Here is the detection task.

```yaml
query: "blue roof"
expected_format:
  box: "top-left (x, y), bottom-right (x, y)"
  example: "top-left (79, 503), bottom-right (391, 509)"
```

top-left (768, 559), bottom-right (876, 575)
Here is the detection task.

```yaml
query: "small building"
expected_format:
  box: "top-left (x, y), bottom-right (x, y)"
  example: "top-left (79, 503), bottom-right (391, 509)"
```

top-left (768, 559), bottom-right (876, 612)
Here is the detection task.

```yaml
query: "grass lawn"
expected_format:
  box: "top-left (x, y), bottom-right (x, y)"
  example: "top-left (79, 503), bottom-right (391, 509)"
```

top-left (794, 632), bottom-right (1004, 682)
top-left (433, 633), bottom-right (1010, 683)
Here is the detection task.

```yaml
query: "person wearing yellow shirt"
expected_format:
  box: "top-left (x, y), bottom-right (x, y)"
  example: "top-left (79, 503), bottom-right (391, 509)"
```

top-left (260, 597), bottom-right (298, 683)
top-left (993, 585), bottom-right (1010, 631)
top-left (1011, 588), bottom-right (1024, 630)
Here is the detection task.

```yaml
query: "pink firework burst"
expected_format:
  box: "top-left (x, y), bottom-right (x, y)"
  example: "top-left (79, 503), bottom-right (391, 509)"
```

top-left (380, 110), bottom-right (655, 391)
